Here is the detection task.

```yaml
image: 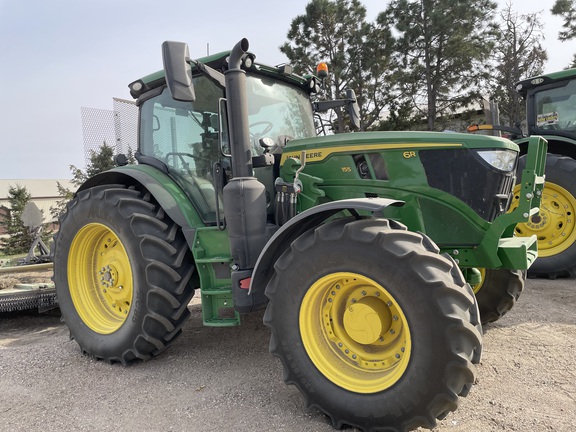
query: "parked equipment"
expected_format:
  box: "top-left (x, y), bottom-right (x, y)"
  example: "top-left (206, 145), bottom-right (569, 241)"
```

top-left (0, 202), bottom-right (55, 313)
top-left (0, 263), bottom-right (56, 313)
top-left (53, 39), bottom-right (546, 431)
top-left (469, 68), bottom-right (576, 278)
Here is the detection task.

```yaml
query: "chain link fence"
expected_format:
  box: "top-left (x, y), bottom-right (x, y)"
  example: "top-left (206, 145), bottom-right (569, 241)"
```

top-left (81, 98), bottom-right (138, 165)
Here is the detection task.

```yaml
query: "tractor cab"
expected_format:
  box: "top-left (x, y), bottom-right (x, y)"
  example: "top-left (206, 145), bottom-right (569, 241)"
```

top-left (517, 69), bottom-right (576, 139)
top-left (130, 52), bottom-right (311, 222)
top-left (128, 46), bottom-right (357, 226)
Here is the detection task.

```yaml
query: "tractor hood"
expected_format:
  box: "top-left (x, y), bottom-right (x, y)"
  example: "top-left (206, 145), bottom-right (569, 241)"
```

top-left (280, 131), bottom-right (518, 165)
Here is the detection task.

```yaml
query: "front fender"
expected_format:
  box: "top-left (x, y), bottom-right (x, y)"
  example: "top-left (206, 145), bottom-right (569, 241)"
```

top-left (77, 165), bottom-right (205, 230)
top-left (248, 198), bottom-right (403, 295)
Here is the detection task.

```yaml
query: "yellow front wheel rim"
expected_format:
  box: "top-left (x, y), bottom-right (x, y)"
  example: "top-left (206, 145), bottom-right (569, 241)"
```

top-left (512, 182), bottom-right (576, 257)
top-left (472, 268), bottom-right (486, 294)
top-left (299, 272), bottom-right (411, 394)
top-left (68, 223), bottom-right (134, 334)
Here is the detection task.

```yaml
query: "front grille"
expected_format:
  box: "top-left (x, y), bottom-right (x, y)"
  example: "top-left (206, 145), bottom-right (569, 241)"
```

top-left (420, 148), bottom-right (517, 221)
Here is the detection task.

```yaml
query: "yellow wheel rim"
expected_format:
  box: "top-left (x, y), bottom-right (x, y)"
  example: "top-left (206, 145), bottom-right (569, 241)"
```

top-left (299, 272), bottom-right (411, 394)
top-left (472, 268), bottom-right (486, 294)
top-left (511, 182), bottom-right (576, 257)
top-left (68, 223), bottom-right (134, 334)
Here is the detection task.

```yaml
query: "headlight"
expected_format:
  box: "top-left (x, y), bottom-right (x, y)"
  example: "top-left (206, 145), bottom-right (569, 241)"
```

top-left (476, 149), bottom-right (517, 172)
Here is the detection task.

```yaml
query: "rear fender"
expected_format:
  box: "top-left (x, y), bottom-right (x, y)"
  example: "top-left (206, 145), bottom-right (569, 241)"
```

top-left (248, 198), bottom-right (403, 296)
top-left (77, 165), bottom-right (205, 239)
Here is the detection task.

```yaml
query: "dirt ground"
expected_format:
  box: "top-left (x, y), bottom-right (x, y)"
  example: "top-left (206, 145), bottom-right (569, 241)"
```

top-left (0, 271), bottom-right (574, 432)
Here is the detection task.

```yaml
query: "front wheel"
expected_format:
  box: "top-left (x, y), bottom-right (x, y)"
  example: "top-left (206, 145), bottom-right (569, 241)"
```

top-left (472, 268), bottom-right (525, 325)
top-left (264, 218), bottom-right (482, 431)
top-left (512, 154), bottom-right (576, 278)
top-left (53, 185), bottom-right (195, 364)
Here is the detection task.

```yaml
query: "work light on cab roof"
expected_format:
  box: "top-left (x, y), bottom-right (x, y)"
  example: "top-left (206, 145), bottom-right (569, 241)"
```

top-left (316, 62), bottom-right (329, 79)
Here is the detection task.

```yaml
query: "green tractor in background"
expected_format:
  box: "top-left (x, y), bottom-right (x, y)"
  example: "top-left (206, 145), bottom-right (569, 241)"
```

top-left (469, 69), bottom-right (576, 279)
top-left (53, 39), bottom-right (546, 431)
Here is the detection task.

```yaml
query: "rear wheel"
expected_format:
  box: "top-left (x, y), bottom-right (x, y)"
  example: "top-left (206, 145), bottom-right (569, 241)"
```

top-left (53, 185), bottom-right (195, 363)
top-left (472, 268), bottom-right (525, 325)
top-left (512, 154), bottom-right (576, 278)
top-left (264, 217), bottom-right (482, 431)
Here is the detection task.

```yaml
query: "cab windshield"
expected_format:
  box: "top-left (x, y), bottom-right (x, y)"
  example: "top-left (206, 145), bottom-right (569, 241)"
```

top-left (244, 74), bottom-right (316, 153)
top-left (534, 78), bottom-right (576, 134)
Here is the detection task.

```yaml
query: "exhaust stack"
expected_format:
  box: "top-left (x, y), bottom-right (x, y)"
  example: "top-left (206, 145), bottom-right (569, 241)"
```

top-left (223, 39), bottom-right (267, 271)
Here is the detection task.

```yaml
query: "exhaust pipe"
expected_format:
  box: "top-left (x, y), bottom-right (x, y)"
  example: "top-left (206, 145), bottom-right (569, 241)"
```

top-left (223, 39), bottom-right (267, 272)
top-left (225, 38), bottom-right (252, 178)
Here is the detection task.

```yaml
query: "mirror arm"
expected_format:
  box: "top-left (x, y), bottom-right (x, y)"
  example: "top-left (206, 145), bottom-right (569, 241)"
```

top-left (191, 60), bottom-right (226, 89)
top-left (313, 99), bottom-right (347, 113)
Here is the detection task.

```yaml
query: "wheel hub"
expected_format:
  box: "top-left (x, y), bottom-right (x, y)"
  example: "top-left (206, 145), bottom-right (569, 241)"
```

top-left (99, 265), bottom-right (117, 289)
top-left (529, 214), bottom-right (542, 224)
top-left (343, 297), bottom-right (391, 345)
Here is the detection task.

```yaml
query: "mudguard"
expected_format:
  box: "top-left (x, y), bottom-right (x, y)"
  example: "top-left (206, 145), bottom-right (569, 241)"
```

top-left (248, 198), bottom-right (403, 296)
top-left (76, 165), bottom-right (204, 232)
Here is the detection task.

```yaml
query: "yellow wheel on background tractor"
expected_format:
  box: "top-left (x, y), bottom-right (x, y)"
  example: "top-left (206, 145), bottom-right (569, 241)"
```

top-left (511, 182), bottom-right (576, 257)
top-left (264, 217), bottom-right (482, 431)
top-left (512, 154), bottom-right (576, 278)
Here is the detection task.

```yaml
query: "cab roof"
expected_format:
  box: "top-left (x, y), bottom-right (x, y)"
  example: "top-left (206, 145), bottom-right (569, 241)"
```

top-left (129, 49), bottom-right (314, 99)
top-left (516, 68), bottom-right (576, 96)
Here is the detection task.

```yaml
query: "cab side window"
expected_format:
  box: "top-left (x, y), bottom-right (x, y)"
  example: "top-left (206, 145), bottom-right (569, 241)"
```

top-left (139, 76), bottom-right (225, 222)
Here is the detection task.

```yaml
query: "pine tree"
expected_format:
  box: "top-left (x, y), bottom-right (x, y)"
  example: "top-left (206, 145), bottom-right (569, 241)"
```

top-left (281, 0), bottom-right (392, 132)
top-left (552, 0), bottom-right (576, 42)
top-left (378, 0), bottom-right (499, 131)
top-left (0, 185), bottom-right (35, 255)
top-left (51, 141), bottom-right (120, 219)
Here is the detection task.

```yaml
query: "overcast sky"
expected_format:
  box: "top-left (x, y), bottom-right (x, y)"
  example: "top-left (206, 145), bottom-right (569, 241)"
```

top-left (1, 0), bottom-right (573, 180)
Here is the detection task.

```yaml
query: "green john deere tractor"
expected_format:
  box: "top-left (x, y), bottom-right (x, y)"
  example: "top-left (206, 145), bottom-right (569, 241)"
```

top-left (469, 68), bottom-right (576, 279)
top-left (53, 39), bottom-right (546, 431)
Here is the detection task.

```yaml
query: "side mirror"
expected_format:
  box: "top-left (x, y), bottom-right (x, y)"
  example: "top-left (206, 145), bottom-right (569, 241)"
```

top-left (345, 89), bottom-right (360, 130)
top-left (162, 41), bottom-right (195, 101)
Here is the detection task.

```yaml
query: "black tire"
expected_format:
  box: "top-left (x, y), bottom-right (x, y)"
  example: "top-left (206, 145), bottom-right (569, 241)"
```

top-left (515, 154), bottom-right (576, 278)
top-left (53, 185), bottom-right (195, 364)
top-left (264, 217), bottom-right (482, 432)
top-left (473, 269), bottom-right (525, 325)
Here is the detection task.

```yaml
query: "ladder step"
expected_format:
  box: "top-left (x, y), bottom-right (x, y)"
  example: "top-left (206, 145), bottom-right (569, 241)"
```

top-left (200, 287), bottom-right (240, 327)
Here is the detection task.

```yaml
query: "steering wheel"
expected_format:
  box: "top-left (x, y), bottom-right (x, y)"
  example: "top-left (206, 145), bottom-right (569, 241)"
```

top-left (249, 121), bottom-right (273, 138)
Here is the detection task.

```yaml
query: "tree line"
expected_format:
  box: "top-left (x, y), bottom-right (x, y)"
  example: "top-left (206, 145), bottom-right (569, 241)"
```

top-left (282, 0), bottom-right (569, 133)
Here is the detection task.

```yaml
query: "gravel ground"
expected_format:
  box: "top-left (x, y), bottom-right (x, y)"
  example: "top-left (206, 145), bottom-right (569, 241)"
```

top-left (0, 274), bottom-right (574, 432)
